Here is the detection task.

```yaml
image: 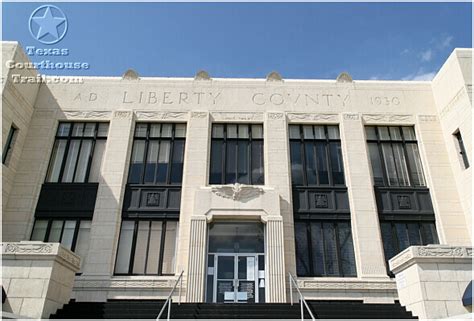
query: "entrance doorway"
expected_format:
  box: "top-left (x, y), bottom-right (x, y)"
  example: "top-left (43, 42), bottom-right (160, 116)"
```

top-left (206, 223), bottom-right (265, 303)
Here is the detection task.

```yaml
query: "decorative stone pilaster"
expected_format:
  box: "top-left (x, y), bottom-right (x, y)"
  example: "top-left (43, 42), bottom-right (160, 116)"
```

top-left (340, 113), bottom-right (388, 278)
top-left (390, 245), bottom-right (473, 319)
top-left (2, 242), bottom-right (81, 318)
top-left (266, 216), bottom-right (286, 303)
top-left (185, 216), bottom-right (208, 302)
top-left (81, 111), bottom-right (134, 284)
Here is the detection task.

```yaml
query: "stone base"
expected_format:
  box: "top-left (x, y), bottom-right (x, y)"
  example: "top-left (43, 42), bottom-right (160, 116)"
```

top-left (390, 245), bottom-right (472, 319)
top-left (2, 242), bottom-right (80, 318)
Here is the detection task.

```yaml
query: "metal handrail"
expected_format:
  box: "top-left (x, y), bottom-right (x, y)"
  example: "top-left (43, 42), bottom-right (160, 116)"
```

top-left (156, 270), bottom-right (184, 321)
top-left (289, 273), bottom-right (316, 321)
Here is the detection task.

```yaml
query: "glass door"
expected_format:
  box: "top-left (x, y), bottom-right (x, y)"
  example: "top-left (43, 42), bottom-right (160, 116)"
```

top-left (214, 254), bottom-right (258, 303)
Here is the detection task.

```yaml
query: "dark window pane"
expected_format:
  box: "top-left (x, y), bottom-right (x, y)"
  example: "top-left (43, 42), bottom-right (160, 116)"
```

top-left (62, 140), bottom-right (81, 182)
top-left (74, 140), bottom-right (93, 182)
top-left (237, 141), bottom-right (249, 184)
top-left (402, 127), bottom-right (416, 140)
top-left (316, 142), bottom-right (329, 184)
top-left (170, 140), bottom-right (185, 184)
top-left (162, 221), bottom-right (178, 274)
top-left (212, 124), bottom-right (224, 138)
top-left (251, 141), bottom-right (264, 185)
top-left (305, 142), bottom-right (317, 185)
top-left (156, 141), bottom-right (170, 183)
top-left (31, 220), bottom-right (48, 241)
top-left (115, 221), bottom-right (135, 274)
top-left (421, 223), bottom-right (439, 245)
top-left (406, 143), bottom-right (426, 186)
top-left (381, 223), bottom-right (397, 261)
top-left (395, 223), bottom-right (410, 252)
top-left (407, 223), bottom-right (422, 245)
top-left (48, 220), bottom-right (63, 242)
top-left (133, 221), bottom-right (150, 274)
top-left (144, 141), bottom-right (159, 183)
top-left (226, 141), bottom-right (237, 184)
top-left (290, 141), bottom-right (303, 185)
top-left (89, 140), bottom-right (106, 182)
top-left (323, 223), bottom-right (339, 276)
top-left (327, 126), bottom-right (340, 139)
top-left (128, 141), bottom-right (146, 184)
top-left (46, 140), bottom-right (67, 182)
top-left (365, 126), bottom-right (377, 140)
top-left (337, 222), bottom-right (356, 276)
top-left (289, 125), bottom-right (300, 139)
top-left (392, 143), bottom-right (410, 186)
top-left (368, 143), bottom-right (385, 186)
top-left (329, 142), bottom-right (345, 185)
top-left (382, 143), bottom-right (398, 186)
top-left (61, 221), bottom-right (77, 249)
top-left (146, 221), bottom-right (162, 274)
top-left (57, 123), bottom-right (71, 137)
top-left (310, 222), bottom-right (325, 276)
top-left (210, 141), bottom-right (223, 184)
top-left (295, 222), bottom-right (311, 276)
top-left (251, 124), bottom-right (263, 139)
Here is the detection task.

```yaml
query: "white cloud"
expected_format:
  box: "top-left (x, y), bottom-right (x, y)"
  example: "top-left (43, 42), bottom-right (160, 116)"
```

top-left (438, 35), bottom-right (453, 49)
top-left (401, 48), bottom-right (410, 55)
top-left (420, 49), bottom-right (433, 62)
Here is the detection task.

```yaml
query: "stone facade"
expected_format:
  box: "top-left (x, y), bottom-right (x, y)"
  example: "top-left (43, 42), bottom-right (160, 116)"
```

top-left (2, 241), bottom-right (81, 318)
top-left (389, 245), bottom-right (472, 319)
top-left (1, 41), bottom-right (472, 313)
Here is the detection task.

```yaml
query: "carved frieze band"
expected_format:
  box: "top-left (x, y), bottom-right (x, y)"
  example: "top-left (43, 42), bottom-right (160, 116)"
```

top-left (211, 183), bottom-right (264, 201)
top-left (297, 280), bottom-right (397, 291)
top-left (74, 279), bottom-right (175, 289)
top-left (211, 112), bottom-right (264, 121)
top-left (135, 111), bottom-right (188, 120)
top-left (389, 246), bottom-right (473, 272)
top-left (362, 114), bottom-right (413, 123)
top-left (64, 111), bottom-right (112, 119)
top-left (287, 113), bottom-right (339, 122)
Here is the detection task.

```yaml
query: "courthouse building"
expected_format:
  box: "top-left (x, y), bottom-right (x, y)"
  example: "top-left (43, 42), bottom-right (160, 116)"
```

top-left (2, 41), bottom-right (472, 319)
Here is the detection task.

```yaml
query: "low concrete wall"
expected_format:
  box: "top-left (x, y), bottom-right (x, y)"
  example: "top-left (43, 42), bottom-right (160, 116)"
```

top-left (2, 241), bottom-right (80, 318)
top-left (390, 245), bottom-right (472, 319)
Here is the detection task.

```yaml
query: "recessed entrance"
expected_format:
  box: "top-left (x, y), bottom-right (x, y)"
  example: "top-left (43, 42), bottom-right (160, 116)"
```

top-left (206, 222), bottom-right (265, 303)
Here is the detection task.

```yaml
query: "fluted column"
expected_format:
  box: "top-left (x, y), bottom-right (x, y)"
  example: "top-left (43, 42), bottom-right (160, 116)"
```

top-left (266, 216), bottom-right (286, 302)
top-left (185, 216), bottom-right (208, 302)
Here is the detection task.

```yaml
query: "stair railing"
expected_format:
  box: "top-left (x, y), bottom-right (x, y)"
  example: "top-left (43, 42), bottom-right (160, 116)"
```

top-left (156, 270), bottom-right (184, 321)
top-left (289, 273), bottom-right (316, 321)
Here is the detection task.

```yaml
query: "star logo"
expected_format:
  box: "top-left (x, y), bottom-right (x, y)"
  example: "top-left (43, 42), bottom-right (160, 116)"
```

top-left (29, 5), bottom-right (68, 45)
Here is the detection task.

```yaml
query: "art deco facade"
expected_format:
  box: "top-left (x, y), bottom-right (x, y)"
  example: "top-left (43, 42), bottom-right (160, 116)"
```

top-left (2, 42), bottom-right (472, 314)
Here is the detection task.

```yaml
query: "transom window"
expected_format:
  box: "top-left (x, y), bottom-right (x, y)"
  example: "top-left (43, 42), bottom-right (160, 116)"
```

top-left (46, 122), bottom-right (109, 183)
top-left (454, 130), bottom-right (470, 169)
top-left (366, 126), bottom-right (425, 187)
top-left (2, 124), bottom-right (18, 166)
top-left (209, 124), bottom-right (264, 185)
top-left (128, 123), bottom-right (186, 185)
top-left (289, 125), bottom-right (344, 186)
top-left (114, 219), bottom-right (178, 275)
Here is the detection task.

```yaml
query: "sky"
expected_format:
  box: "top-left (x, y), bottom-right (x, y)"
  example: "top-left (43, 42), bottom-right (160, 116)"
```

top-left (2, 2), bottom-right (472, 80)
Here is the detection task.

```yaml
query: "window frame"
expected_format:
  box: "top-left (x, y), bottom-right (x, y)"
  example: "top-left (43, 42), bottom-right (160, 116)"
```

top-left (289, 124), bottom-right (345, 187)
top-left (2, 124), bottom-right (18, 165)
top-left (366, 126), bottom-right (424, 187)
top-left (209, 123), bottom-right (264, 185)
top-left (113, 218), bottom-right (178, 276)
top-left (127, 123), bottom-right (186, 186)
top-left (454, 130), bottom-right (470, 169)
top-left (45, 122), bottom-right (108, 183)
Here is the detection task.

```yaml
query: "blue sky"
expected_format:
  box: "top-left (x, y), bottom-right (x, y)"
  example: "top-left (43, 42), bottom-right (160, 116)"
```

top-left (2, 2), bottom-right (472, 80)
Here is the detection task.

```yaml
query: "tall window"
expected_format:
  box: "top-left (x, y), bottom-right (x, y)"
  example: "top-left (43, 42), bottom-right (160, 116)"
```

top-left (454, 130), bottom-right (469, 169)
top-left (2, 124), bottom-right (17, 165)
top-left (128, 123), bottom-right (186, 185)
top-left (366, 126), bottom-right (425, 187)
top-left (114, 220), bottom-right (178, 275)
top-left (45, 122), bottom-right (109, 183)
top-left (366, 126), bottom-right (438, 270)
top-left (289, 125), bottom-right (345, 186)
top-left (290, 124), bottom-right (356, 277)
top-left (116, 123), bottom-right (185, 276)
top-left (209, 124), bottom-right (264, 185)
top-left (31, 218), bottom-right (91, 268)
